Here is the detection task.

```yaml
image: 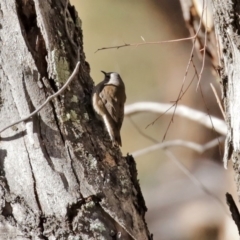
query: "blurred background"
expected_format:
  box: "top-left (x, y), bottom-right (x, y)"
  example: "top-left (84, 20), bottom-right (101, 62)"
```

top-left (71, 1), bottom-right (238, 239)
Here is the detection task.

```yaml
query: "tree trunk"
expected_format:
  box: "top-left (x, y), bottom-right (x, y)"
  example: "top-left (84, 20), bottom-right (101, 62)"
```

top-left (0, 0), bottom-right (151, 239)
top-left (211, 1), bottom-right (240, 183)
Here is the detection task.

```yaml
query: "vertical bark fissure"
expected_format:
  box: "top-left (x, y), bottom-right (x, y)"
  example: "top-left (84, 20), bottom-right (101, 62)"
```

top-left (22, 138), bottom-right (42, 214)
top-left (50, 100), bottom-right (66, 143)
top-left (66, 145), bottom-right (81, 188)
top-left (22, 138), bottom-right (49, 239)
top-left (37, 114), bottom-right (72, 193)
top-left (16, 0), bottom-right (48, 78)
top-left (37, 116), bottom-right (55, 171)
top-left (64, 0), bottom-right (78, 59)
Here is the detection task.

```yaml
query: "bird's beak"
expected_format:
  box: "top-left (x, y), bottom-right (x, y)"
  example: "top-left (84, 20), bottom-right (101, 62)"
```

top-left (101, 71), bottom-right (107, 75)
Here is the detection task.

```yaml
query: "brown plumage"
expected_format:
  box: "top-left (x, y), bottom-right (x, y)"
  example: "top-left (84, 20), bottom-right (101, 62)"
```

top-left (92, 71), bottom-right (126, 147)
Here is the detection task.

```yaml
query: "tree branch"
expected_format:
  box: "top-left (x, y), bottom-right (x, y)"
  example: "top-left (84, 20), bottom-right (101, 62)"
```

top-left (132, 137), bottom-right (225, 158)
top-left (95, 36), bottom-right (196, 53)
top-left (125, 102), bottom-right (226, 135)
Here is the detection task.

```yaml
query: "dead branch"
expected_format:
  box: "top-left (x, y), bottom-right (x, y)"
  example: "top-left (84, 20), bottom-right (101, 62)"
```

top-left (95, 36), bottom-right (196, 53)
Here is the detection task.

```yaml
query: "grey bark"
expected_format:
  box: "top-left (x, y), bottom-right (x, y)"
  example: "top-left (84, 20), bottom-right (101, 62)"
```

top-left (211, 2), bottom-right (240, 172)
top-left (0, 0), bottom-right (151, 239)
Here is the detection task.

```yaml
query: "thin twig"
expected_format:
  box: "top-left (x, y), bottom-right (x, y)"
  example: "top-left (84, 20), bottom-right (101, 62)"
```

top-left (145, 0), bottom-right (206, 140)
top-left (95, 36), bottom-right (196, 53)
top-left (0, 61), bottom-right (81, 134)
top-left (210, 83), bottom-right (225, 119)
top-left (191, 59), bottom-right (223, 156)
top-left (199, 83), bottom-right (223, 157)
top-left (160, 8), bottom-right (205, 141)
top-left (146, 72), bottom-right (197, 129)
top-left (132, 137), bottom-right (225, 158)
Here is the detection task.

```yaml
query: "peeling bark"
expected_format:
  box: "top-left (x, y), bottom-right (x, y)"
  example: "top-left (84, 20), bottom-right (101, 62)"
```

top-left (0, 0), bottom-right (151, 239)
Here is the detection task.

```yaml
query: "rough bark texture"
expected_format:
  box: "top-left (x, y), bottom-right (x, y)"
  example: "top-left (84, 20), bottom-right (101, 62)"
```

top-left (212, 0), bottom-right (240, 197)
top-left (0, 0), bottom-right (151, 239)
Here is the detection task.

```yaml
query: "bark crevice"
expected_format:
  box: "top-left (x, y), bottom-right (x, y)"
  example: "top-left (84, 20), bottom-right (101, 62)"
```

top-left (23, 138), bottom-right (41, 213)
top-left (16, 0), bottom-right (48, 78)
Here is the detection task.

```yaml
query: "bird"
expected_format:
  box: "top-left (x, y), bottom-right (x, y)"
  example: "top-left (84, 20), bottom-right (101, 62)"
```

top-left (92, 71), bottom-right (126, 147)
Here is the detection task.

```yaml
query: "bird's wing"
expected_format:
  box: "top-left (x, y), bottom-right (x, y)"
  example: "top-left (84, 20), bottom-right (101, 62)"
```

top-left (99, 86), bottom-right (119, 125)
top-left (115, 89), bottom-right (126, 130)
top-left (116, 100), bottom-right (125, 130)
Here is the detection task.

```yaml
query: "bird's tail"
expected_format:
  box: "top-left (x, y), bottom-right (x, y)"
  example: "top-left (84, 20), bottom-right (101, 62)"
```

top-left (103, 115), bottom-right (122, 147)
top-left (113, 131), bottom-right (122, 147)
